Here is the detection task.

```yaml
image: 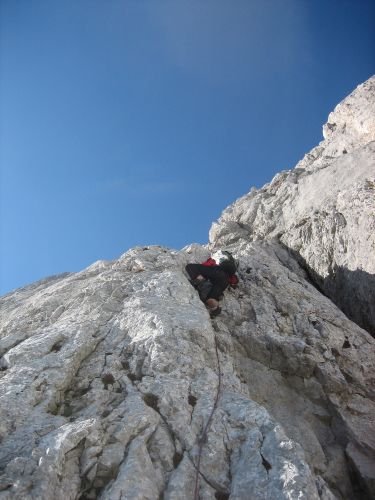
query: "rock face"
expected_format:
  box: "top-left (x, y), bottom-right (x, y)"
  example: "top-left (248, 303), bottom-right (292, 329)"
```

top-left (210, 76), bottom-right (375, 336)
top-left (1, 78), bottom-right (374, 500)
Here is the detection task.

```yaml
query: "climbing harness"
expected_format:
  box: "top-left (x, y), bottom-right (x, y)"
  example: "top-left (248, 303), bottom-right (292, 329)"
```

top-left (193, 324), bottom-right (222, 500)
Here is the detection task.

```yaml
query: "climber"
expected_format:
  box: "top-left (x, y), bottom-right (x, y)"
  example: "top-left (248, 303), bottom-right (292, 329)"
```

top-left (186, 250), bottom-right (239, 318)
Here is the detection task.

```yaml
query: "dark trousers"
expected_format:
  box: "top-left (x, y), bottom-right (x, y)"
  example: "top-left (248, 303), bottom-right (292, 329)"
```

top-left (186, 264), bottom-right (229, 300)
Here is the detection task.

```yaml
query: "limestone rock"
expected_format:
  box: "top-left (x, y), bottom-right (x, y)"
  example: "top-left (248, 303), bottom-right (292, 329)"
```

top-left (210, 76), bottom-right (375, 335)
top-left (1, 79), bottom-right (375, 500)
top-left (1, 241), bottom-right (374, 499)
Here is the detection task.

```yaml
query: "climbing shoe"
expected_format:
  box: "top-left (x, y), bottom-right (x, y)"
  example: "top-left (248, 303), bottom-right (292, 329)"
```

top-left (209, 307), bottom-right (221, 318)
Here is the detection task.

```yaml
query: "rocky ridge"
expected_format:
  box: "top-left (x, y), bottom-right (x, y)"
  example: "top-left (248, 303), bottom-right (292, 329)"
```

top-left (0, 77), bottom-right (374, 500)
top-left (210, 76), bottom-right (375, 335)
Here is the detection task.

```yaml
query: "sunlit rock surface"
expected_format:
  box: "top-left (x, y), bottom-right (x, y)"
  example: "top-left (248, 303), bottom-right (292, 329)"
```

top-left (210, 76), bottom-right (375, 336)
top-left (1, 78), bottom-right (374, 500)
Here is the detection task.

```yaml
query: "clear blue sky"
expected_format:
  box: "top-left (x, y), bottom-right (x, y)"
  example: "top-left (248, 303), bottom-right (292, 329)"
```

top-left (1, 0), bottom-right (374, 295)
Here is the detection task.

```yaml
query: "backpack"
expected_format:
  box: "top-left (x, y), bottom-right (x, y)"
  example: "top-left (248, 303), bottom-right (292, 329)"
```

top-left (222, 251), bottom-right (238, 270)
top-left (212, 250), bottom-right (238, 275)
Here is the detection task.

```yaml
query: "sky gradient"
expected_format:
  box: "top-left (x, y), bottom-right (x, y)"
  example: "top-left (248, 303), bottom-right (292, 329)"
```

top-left (1, 0), bottom-right (374, 294)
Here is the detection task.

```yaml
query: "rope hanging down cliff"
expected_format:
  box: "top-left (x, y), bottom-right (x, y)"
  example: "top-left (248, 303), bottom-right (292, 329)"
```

top-left (193, 324), bottom-right (223, 500)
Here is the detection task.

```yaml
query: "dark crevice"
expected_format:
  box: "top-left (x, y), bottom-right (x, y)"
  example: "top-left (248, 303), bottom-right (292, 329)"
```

top-left (127, 372), bottom-right (142, 382)
top-left (346, 450), bottom-right (374, 500)
top-left (173, 452), bottom-right (183, 468)
top-left (51, 341), bottom-right (64, 353)
top-left (215, 492), bottom-right (229, 500)
top-left (331, 348), bottom-right (340, 358)
top-left (0, 483), bottom-right (13, 492)
top-left (342, 338), bottom-right (351, 349)
top-left (188, 395), bottom-right (197, 407)
top-left (0, 358), bottom-right (8, 371)
top-left (277, 241), bottom-right (375, 337)
top-left (121, 360), bottom-right (129, 370)
top-left (101, 373), bottom-right (116, 388)
top-left (261, 454), bottom-right (272, 472)
top-left (143, 393), bottom-right (159, 411)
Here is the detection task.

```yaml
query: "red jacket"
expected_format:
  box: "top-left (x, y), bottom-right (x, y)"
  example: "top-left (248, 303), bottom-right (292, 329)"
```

top-left (202, 258), bottom-right (217, 267)
top-left (202, 258), bottom-right (239, 287)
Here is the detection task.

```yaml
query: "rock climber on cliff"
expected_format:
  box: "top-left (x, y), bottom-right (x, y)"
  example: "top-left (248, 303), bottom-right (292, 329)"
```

top-left (186, 250), bottom-right (239, 318)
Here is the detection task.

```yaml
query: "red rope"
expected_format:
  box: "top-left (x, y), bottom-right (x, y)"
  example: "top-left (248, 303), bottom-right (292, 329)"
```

top-left (193, 331), bottom-right (222, 500)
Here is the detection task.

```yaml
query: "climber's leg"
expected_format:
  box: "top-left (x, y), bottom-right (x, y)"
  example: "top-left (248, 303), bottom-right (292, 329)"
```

top-left (186, 264), bottom-right (206, 281)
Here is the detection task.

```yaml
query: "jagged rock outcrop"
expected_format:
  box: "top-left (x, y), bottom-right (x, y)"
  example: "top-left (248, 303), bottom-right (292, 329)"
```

top-left (210, 76), bottom-right (375, 336)
top-left (1, 78), bottom-right (375, 500)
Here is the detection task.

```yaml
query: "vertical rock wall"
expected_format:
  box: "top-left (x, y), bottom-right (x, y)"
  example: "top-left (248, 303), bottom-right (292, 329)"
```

top-left (209, 76), bottom-right (375, 336)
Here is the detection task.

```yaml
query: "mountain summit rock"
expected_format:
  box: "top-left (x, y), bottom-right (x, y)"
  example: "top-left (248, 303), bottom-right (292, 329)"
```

top-left (210, 76), bottom-right (375, 337)
top-left (1, 77), bottom-right (374, 499)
